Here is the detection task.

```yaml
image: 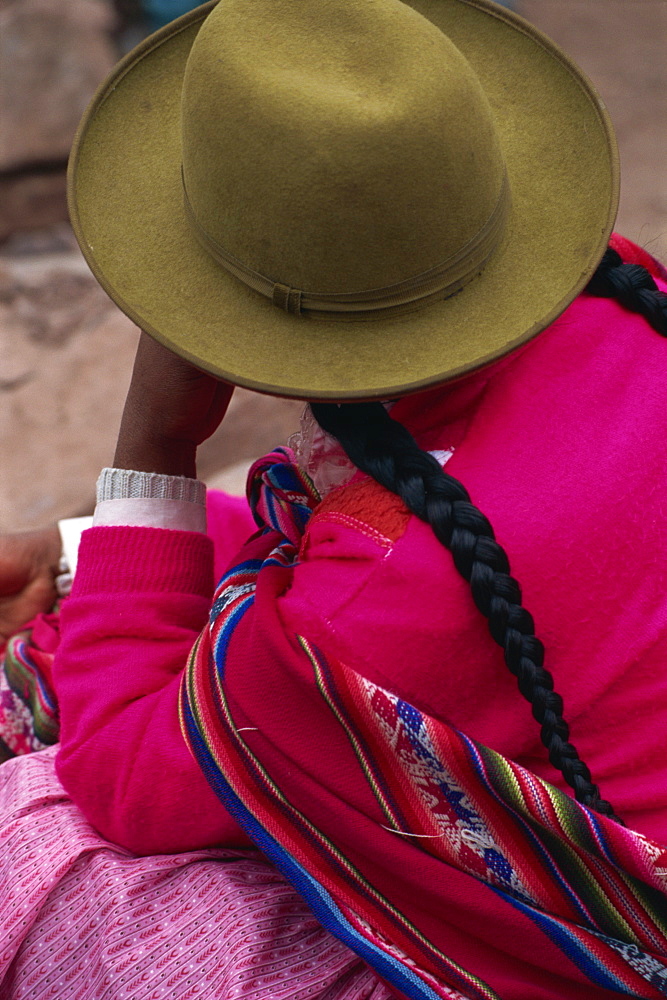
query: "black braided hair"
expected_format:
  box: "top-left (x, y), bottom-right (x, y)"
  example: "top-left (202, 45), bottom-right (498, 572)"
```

top-left (311, 400), bottom-right (622, 822)
top-left (311, 247), bottom-right (667, 824)
top-left (587, 247), bottom-right (667, 336)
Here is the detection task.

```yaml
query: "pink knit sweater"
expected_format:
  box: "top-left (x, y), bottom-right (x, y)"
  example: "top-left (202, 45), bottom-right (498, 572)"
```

top-left (53, 274), bottom-right (667, 857)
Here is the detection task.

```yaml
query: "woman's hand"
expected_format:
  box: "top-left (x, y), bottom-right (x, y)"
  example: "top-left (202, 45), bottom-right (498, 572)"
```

top-left (0, 526), bottom-right (61, 642)
top-left (114, 332), bottom-right (235, 478)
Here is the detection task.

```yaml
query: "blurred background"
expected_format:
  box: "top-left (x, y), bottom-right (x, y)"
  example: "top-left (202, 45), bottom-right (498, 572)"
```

top-left (1, 0), bottom-right (665, 533)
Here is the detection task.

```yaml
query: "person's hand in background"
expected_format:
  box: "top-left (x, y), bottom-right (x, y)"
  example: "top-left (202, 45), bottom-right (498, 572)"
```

top-left (0, 526), bottom-right (61, 643)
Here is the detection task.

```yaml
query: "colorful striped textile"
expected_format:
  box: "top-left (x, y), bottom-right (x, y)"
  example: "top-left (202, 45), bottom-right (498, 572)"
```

top-left (0, 627), bottom-right (58, 761)
top-left (246, 445), bottom-right (322, 544)
top-left (181, 447), bottom-right (667, 1000)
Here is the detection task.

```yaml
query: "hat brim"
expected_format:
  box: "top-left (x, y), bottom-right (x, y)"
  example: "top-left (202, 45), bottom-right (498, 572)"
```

top-left (68, 0), bottom-right (618, 401)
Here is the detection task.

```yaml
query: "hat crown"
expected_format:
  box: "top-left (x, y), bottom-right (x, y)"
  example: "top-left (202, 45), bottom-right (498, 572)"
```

top-left (181, 0), bottom-right (507, 296)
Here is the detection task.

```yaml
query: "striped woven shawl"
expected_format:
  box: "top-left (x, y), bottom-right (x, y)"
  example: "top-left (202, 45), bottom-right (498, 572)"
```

top-left (181, 449), bottom-right (667, 999)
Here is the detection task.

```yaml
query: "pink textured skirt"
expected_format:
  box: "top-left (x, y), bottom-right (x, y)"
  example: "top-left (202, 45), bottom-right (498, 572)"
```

top-left (0, 747), bottom-right (393, 1000)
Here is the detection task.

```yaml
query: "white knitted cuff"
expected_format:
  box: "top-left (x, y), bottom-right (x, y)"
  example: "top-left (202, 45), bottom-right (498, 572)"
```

top-left (96, 467), bottom-right (206, 505)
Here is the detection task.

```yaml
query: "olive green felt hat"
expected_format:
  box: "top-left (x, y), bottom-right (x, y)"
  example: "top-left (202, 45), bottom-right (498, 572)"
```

top-left (68, 0), bottom-right (618, 400)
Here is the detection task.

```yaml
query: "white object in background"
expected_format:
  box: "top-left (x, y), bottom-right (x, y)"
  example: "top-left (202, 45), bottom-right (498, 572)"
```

top-left (57, 516), bottom-right (94, 578)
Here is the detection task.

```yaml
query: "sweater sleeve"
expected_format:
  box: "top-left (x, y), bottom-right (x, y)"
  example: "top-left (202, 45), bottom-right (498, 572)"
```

top-left (206, 488), bottom-right (258, 582)
top-left (51, 490), bottom-right (396, 859)
top-left (53, 524), bottom-right (253, 855)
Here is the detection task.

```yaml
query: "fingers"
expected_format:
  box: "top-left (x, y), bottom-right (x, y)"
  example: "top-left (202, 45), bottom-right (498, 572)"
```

top-left (0, 528), bottom-right (61, 640)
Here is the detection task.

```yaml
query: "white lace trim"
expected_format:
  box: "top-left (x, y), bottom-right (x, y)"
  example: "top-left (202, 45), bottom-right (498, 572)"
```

top-left (289, 405), bottom-right (454, 498)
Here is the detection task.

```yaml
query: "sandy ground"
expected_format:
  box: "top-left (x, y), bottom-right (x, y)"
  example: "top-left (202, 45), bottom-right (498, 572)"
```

top-left (1, 0), bottom-right (665, 533)
top-left (522, 0), bottom-right (666, 260)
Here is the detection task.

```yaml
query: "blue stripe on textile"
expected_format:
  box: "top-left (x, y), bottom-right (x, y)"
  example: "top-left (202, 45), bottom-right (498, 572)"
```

top-left (211, 596), bottom-right (256, 677)
top-left (190, 552), bottom-right (644, 998)
top-left (463, 729), bottom-right (616, 861)
top-left (209, 561), bottom-right (264, 622)
top-left (183, 578), bottom-right (496, 1000)
top-left (181, 694), bottom-right (464, 1000)
top-left (495, 888), bottom-right (639, 994)
top-left (459, 733), bottom-right (603, 927)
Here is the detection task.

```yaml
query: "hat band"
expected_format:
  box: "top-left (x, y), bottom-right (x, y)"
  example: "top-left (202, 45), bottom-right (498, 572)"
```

top-left (182, 170), bottom-right (510, 321)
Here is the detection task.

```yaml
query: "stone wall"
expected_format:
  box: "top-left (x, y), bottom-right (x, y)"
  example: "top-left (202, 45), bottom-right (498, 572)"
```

top-left (0, 0), bottom-right (119, 240)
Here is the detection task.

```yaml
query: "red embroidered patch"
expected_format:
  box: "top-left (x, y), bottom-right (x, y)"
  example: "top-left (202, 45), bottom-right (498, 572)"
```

top-left (311, 478), bottom-right (411, 544)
